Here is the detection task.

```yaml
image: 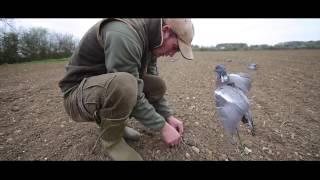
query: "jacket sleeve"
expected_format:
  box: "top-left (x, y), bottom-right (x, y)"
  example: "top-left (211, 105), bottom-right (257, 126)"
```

top-left (101, 23), bottom-right (165, 130)
top-left (146, 55), bottom-right (173, 120)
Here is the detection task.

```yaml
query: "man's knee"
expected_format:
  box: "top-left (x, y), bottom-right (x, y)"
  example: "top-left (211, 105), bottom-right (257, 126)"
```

top-left (143, 75), bottom-right (167, 102)
top-left (111, 72), bottom-right (138, 107)
top-left (81, 72), bottom-right (138, 120)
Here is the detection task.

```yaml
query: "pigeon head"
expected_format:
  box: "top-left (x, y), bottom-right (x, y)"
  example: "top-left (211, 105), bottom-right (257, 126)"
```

top-left (215, 64), bottom-right (227, 75)
top-left (215, 64), bottom-right (228, 83)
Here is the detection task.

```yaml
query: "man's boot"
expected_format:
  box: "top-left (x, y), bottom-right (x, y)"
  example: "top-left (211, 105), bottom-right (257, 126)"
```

top-left (124, 126), bottom-right (141, 141)
top-left (100, 118), bottom-right (143, 161)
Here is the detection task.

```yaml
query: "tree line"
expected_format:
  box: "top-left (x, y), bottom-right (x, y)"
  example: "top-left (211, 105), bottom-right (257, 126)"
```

top-left (0, 19), bottom-right (78, 64)
top-left (192, 41), bottom-right (320, 51)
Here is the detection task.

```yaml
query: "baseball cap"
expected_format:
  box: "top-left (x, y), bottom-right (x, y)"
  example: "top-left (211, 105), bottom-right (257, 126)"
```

top-left (164, 18), bottom-right (195, 60)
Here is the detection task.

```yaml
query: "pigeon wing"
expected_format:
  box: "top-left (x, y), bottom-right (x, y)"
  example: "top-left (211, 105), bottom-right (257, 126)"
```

top-left (215, 85), bottom-right (250, 135)
top-left (229, 73), bottom-right (252, 94)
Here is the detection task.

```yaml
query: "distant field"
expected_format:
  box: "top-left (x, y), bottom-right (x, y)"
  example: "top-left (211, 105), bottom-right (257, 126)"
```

top-left (0, 49), bottom-right (319, 160)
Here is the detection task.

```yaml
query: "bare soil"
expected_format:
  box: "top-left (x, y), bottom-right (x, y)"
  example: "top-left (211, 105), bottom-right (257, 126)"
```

top-left (1, 49), bottom-right (319, 161)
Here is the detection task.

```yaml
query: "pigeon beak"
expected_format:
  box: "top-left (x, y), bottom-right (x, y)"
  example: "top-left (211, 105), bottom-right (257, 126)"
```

top-left (221, 74), bottom-right (229, 83)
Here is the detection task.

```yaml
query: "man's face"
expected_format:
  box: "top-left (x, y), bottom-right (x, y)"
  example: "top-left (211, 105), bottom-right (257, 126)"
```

top-left (152, 26), bottom-right (179, 58)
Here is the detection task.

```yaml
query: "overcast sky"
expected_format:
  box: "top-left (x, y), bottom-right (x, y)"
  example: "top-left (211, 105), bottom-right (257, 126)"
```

top-left (13, 18), bottom-right (320, 46)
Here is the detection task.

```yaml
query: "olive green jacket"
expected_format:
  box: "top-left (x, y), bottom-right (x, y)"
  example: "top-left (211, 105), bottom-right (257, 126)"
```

top-left (59, 18), bottom-right (172, 130)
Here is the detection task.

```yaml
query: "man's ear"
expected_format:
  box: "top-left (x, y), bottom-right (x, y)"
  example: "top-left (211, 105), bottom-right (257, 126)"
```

top-left (162, 25), bottom-right (170, 31)
top-left (162, 25), bottom-right (171, 38)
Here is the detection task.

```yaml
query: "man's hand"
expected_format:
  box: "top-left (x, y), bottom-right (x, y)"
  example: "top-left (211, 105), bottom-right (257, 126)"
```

top-left (166, 116), bottom-right (184, 135)
top-left (160, 122), bottom-right (181, 147)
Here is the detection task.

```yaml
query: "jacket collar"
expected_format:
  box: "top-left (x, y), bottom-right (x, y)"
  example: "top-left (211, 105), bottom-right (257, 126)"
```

top-left (145, 18), bottom-right (163, 49)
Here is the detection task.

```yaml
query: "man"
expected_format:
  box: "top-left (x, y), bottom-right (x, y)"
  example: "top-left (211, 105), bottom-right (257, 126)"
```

top-left (59, 18), bottom-right (194, 160)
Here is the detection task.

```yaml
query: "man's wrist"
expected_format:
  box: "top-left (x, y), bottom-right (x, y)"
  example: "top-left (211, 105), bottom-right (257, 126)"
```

top-left (166, 115), bottom-right (175, 123)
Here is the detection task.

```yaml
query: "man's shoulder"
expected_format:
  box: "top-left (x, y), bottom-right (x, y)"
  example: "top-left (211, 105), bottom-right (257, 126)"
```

top-left (102, 21), bottom-right (136, 37)
top-left (101, 21), bottom-right (143, 46)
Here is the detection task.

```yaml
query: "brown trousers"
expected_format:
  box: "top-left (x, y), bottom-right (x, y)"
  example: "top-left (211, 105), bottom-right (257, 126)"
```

top-left (63, 72), bottom-right (166, 125)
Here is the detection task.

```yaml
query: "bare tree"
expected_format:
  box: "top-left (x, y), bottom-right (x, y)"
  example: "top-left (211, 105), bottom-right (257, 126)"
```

top-left (19, 27), bottom-right (49, 60)
top-left (1, 19), bottom-right (77, 64)
top-left (1, 32), bottom-right (19, 64)
top-left (0, 18), bottom-right (16, 32)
